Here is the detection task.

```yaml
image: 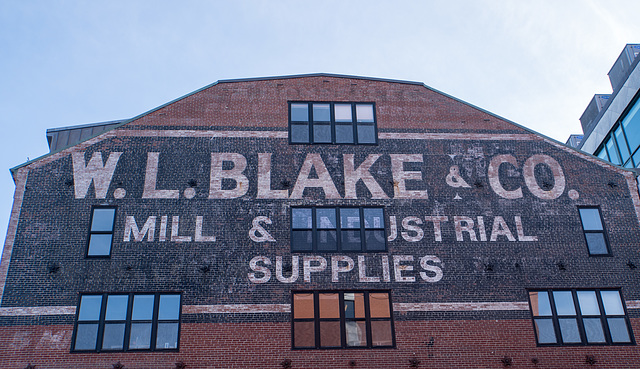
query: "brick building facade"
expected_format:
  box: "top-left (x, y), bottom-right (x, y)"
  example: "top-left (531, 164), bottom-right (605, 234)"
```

top-left (1, 74), bottom-right (639, 368)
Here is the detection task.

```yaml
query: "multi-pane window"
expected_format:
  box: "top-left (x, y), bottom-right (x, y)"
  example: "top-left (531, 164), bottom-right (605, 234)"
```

top-left (292, 291), bottom-right (394, 349)
top-left (528, 289), bottom-right (633, 345)
top-left (72, 293), bottom-right (181, 352)
top-left (289, 102), bottom-right (377, 144)
top-left (594, 97), bottom-right (640, 168)
top-left (291, 207), bottom-right (386, 252)
top-left (87, 206), bottom-right (116, 257)
top-left (578, 207), bottom-right (610, 256)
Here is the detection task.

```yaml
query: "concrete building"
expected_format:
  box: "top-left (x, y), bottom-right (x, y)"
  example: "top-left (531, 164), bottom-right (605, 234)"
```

top-left (1, 74), bottom-right (639, 368)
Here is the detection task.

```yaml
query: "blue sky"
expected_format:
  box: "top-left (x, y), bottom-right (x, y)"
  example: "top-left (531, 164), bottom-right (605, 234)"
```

top-left (1, 0), bottom-right (639, 254)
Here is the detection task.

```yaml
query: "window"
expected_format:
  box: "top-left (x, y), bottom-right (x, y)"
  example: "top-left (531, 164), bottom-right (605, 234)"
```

top-left (289, 102), bottom-right (377, 144)
top-left (578, 207), bottom-right (610, 256)
top-left (528, 289), bottom-right (633, 345)
top-left (87, 206), bottom-right (116, 257)
top-left (291, 207), bottom-right (386, 252)
top-left (594, 96), bottom-right (640, 168)
top-left (292, 291), bottom-right (394, 349)
top-left (72, 293), bottom-right (181, 352)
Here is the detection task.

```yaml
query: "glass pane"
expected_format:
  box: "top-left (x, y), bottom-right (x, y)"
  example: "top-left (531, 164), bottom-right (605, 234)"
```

top-left (579, 208), bottom-right (603, 230)
top-left (87, 234), bottom-right (112, 256)
top-left (292, 208), bottom-right (312, 229)
top-left (319, 293), bottom-right (340, 318)
top-left (340, 208), bottom-right (360, 229)
top-left (129, 322), bottom-right (152, 349)
top-left (334, 104), bottom-right (352, 122)
top-left (586, 233), bottom-right (608, 255)
top-left (294, 321), bottom-right (315, 347)
top-left (357, 124), bottom-right (376, 144)
top-left (291, 230), bottom-right (313, 251)
top-left (78, 295), bottom-right (102, 321)
top-left (615, 126), bottom-right (631, 161)
top-left (102, 323), bottom-right (125, 350)
top-left (293, 293), bottom-right (314, 319)
top-left (584, 318), bottom-right (606, 343)
top-left (91, 208), bottom-right (115, 232)
top-left (341, 230), bottom-right (362, 251)
top-left (534, 318), bottom-right (557, 344)
top-left (74, 323), bottom-right (99, 350)
top-left (316, 208), bottom-right (336, 229)
top-left (553, 291), bottom-right (576, 315)
top-left (132, 295), bottom-right (155, 320)
top-left (597, 148), bottom-right (609, 161)
top-left (159, 295), bottom-right (181, 320)
top-left (363, 208), bottom-right (384, 228)
top-left (156, 322), bottom-right (179, 349)
top-left (344, 293), bottom-right (365, 318)
top-left (622, 101), bottom-right (640, 153)
top-left (606, 137), bottom-right (622, 165)
top-left (317, 230), bottom-right (337, 251)
top-left (345, 321), bottom-right (367, 346)
top-left (313, 124), bottom-right (332, 143)
top-left (365, 230), bottom-right (386, 251)
top-left (559, 318), bottom-right (581, 343)
top-left (577, 291), bottom-right (600, 315)
top-left (608, 318), bottom-right (631, 342)
top-left (529, 291), bottom-right (552, 316)
top-left (312, 103), bottom-right (330, 122)
top-left (356, 104), bottom-right (374, 122)
top-left (601, 290), bottom-right (625, 315)
top-left (335, 124), bottom-right (354, 143)
top-left (291, 103), bottom-right (309, 122)
top-left (290, 124), bottom-right (309, 143)
top-left (634, 149), bottom-right (640, 167)
top-left (105, 295), bottom-right (128, 321)
top-left (369, 293), bottom-right (390, 318)
top-left (371, 320), bottom-right (393, 346)
top-left (319, 321), bottom-right (341, 347)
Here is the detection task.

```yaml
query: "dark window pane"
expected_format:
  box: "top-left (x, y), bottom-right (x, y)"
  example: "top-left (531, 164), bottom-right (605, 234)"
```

top-left (291, 103), bottom-right (309, 122)
top-left (294, 321), bottom-right (315, 347)
top-left (529, 291), bottom-right (552, 316)
top-left (292, 230), bottom-right (313, 251)
top-left (601, 291), bottom-right (625, 315)
top-left (363, 208), bottom-right (384, 228)
top-left (553, 291), bottom-right (576, 315)
top-left (102, 323), bottom-right (125, 350)
top-left (369, 293), bottom-right (390, 318)
top-left (345, 321), bottom-right (367, 346)
top-left (341, 230), bottom-right (362, 251)
top-left (129, 322), bottom-right (152, 349)
top-left (159, 295), bottom-right (181, 320)
top-left (334, 104), bottom-right (352, 122)
top-left (559, 318), bottom-right (581, 343)
top-left (292, 209), bottom-right (312, 229)
top-left (335, 124), bottom-right (354, 143)
top-left (371, 320), bottom-right (393, 346)
top-left (313, 124), bottom-right (332, 143)
top-left (340, 208), bottom-right (360, 229)
top-left (317, 230), bottom-right (337, 251)
top-left (579, 208), bottom-right (603, 230)
top-left (319, 293), bottom-right (340, 319)
top-left (365, 230), bottom-right (386, 251)
top-left (344, 293), bottom-right (365, 318)
top-left (293, 293), bottom-right (315, 319)
top-left (357, 124), bottom-right (376, 144)
top-left (132, 295), bottom-right (154, 320)
top-left (534, 318), bottom-right (557, 344)
top-left (356, 104), bottom-right (374, 122)
top-left (87, 234), bottom-right (112, 256)
top-left (316, 208), bottom-right (336, 229)
top-left (156, 322), bottom-right (179, 349)
top-left (319, 321), bottom-right (341, 347)
top-left (577, 291), bottom-right (600, 315)
top-left (74, 323), bottom-right (99, 350)
top-left (608, 318), bottom-right (631, 342)
top-left (585, 233), bottom-right (608, 254)
top-left (313, 103), bottom-right (330, 122)
top-left (291, 124), bottom-right (309, 143)
top-left (91, 208), bottom-right (115, 232)
top-left (584, 318), bottom-right (606, 343)
top-left (615, 126), bottom-right (631, 161)
top-left (105, 295), bottom-right (128, 321)
top-left (78, 295), bottom-right (102, 321)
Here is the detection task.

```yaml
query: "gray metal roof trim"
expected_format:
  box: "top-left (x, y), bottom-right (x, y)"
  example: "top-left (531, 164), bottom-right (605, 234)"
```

top-left (217, 73), bottom-right (425, 86)
top-left (46, 119), bottom-right (128, 133)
